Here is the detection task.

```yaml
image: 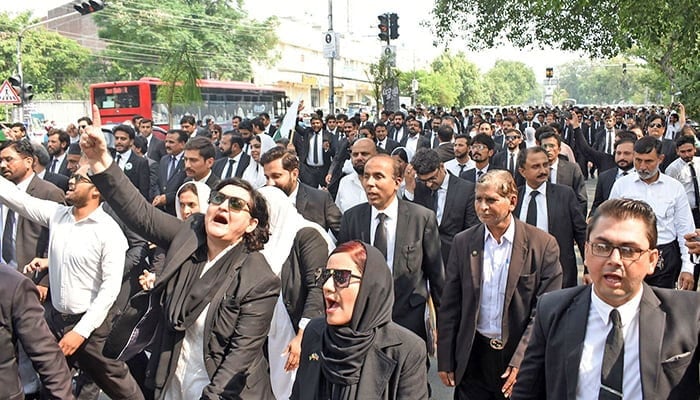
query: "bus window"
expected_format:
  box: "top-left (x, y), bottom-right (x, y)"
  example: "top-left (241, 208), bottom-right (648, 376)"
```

top-left (93, 86), bottom-right (141, 109)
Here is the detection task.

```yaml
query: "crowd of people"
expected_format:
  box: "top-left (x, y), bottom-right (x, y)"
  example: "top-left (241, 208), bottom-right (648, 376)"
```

top-left (1, 100), bottom-right (700, 400)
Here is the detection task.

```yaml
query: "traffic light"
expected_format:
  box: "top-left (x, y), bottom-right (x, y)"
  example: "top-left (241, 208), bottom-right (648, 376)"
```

top-left (74, 0), bottom-right (105, 15)
top-left (8, 75), bottom-right (21, 96)
top-left (389, 13), bottom-right (399, 40)
top-left (377, 14), bottom-right (389, 42)
top-left (21, 83), bottom-right (33, 102)
top-left (7, 75), bottom-right (32, 103)
top-left (545, 67), bottom-right (554, 79)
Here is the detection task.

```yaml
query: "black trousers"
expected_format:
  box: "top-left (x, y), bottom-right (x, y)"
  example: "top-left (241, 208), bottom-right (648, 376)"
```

top-left (455, 333), bottom-right (508, 400)
top-left (45, 303), bottom-right (144, 400)
top-left (645, 240), bottom-right (681, 289)
top-left (300, 163), bottom-right (329, 189)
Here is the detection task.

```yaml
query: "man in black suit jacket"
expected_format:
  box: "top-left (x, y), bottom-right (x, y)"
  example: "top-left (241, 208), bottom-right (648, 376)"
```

top-left (46, 128), bottom-right (71, 176)
top-left (539, 128), bottom-right (588, 215)
top-left (405, 148), bottom-right (478, 263)
top-left (293, 115), bottom-right (335, 189)
top-left (139, 118), bottom-right (167, 162)
top-left (30, 141), bottom-right (69, 192)
top-left (434, 125), bottom-right (455, 163)
top-left (514, 147), bottom-right (586, 288)
top-left (260, 147), bottom-right (342, 238)
top-left (113, 125), bottom-right (150, 199)
top-left (437, 170), bottom-right (562, 399)
top-left (519, 109), bottom-right (541, 133)
top-left (388, 112), bottom-right (408, 143)
top-left (374, 122), bottom-right (400, 155)
top-left (182, 136), bottom-right (220, 189)
top-left (514, 198), bottom-right (700, 399)
top-left (593, 113), bottom-right (618, 155)
top-left (399, 118), bottom-right (431, 155)
top-left (152, 129), bottom-right (188, 216)
top-left (460, 133), bottom-right (497, 182)
top-left (589, 137), bottom-right (636, 218)
top-left (337, 154), bottom-right (444, 342)
top-left (491, 128), bottom-right (526, 187)
top-left (213, 131), bottom-right (251, 180)
top-left (646, 114), bottom-right (678, 172)
top-left (0, 265), bottom-right (74, 400)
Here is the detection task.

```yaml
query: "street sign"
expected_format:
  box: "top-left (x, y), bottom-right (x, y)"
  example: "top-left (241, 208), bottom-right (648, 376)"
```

top-left (323, 31), bottom-right (339, 59)
top-left (0, 80), bottom-right (21, 104)
top-left (383, 45), bottom-right (396, 67)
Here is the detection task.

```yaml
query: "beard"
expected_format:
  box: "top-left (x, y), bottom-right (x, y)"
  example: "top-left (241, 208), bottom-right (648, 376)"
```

top-left (636, 167), bottom-right (658, 180)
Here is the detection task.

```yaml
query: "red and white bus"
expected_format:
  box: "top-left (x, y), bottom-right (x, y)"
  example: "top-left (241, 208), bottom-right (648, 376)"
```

top-left (90, 77), bottom-right (287, 129)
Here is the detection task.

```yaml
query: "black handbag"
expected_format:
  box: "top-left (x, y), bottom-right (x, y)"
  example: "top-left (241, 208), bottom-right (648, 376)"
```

top-left (103, 289), bottom-right (161, 361)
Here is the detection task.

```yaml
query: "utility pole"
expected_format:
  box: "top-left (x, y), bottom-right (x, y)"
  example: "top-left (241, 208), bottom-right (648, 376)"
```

top-left (328, 0), bottom-right (334, 115)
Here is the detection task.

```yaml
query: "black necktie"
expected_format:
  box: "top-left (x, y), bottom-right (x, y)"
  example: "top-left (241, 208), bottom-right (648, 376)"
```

top-left (459, 164), bottom-right (466, 176)
top-left (2, 209), bottom-right (15, 264)
top-left (312, 133), bottom-right (319, 164)
top-left (50, 158), bottom-right (58, 173)
top-left (690, 162), bottom-right (700, 209)
top-left (476, 170), bottom-right (484, 181)
top-left (116, 154), bottom-right (122, 167)
top-left (599, 309), bottom-right (624, 400)
top-left (526, 190), bottom-right (539, 226)
top-left (374, 213), bottom-right (388, 259)
top-left (607, 131), bottom-right (614, 154)
top-left (509, 152), bottom-right (515, 174)
top-left (431, 190), bottom-right (439, 213)
top-left (226, 159), bottom-right (236, 179)
top-left (167, 155), bottom-right (177, 180)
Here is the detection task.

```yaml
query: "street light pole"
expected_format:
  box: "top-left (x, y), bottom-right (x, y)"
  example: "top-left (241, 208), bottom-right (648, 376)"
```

top-left (327, 0), bottom-right (334, 115)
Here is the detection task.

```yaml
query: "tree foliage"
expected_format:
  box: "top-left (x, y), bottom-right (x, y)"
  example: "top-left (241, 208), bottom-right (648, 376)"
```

top-left (92, 0), bottom-right (279, 82)
top-left (482, 60), bottom-right (538, 105)
top-left (366, 54), bottom-right (400, 111)
top-left (0, 12), bottom-right (91, 99)
top-left (430, 0), bottom-right (700, 113)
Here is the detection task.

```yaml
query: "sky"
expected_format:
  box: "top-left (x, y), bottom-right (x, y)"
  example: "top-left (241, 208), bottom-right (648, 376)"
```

top-left (2, 0), bottom-right (586, 80)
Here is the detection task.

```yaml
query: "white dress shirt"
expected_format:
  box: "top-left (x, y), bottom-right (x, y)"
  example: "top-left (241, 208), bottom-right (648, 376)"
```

top-left (50, 152), bottom-right (67, 174)
top-left (576, 288), bottom-right (643, 400)
top-left (609, 172), bottom-right (695, 274)
top-left (549, 159), bottom-right (559, 184)
top-left (370, 196), bottom-right (399, 271)
top-left (665, 156), bottom-right (700, 208)
top-left (335, 172), bottom-right (367, 213)
top-left (221, 152), bottom-right (243, 179)
top-left (405, 134), bottom-right (420, 155)
top-left (445, 158), bottom-right (476, 177)
top-left (0, 176), bottom-right (127, 338)
top-left (305, 131), bottom-right (324, 167)
top-left (477, 216), bottom-right (515, 338)
top-left (519, 181), bottom-right (549, 231)
top-left (115, 149), bottom-right (132, 170)
top-left (0, 174), bottom-right (34, 267)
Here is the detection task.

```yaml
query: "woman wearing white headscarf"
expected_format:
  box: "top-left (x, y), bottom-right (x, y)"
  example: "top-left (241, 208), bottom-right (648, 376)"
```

top-left (242, 135), bottom-right (275, 189)
top-left (174, 181), bottom-right (211, 220)
top-left (258, 186), bottom-right (335, 400)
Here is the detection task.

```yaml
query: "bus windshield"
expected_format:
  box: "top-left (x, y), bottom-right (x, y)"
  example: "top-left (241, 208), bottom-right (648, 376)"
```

top-left (93, 86), bottom-right (141, 109)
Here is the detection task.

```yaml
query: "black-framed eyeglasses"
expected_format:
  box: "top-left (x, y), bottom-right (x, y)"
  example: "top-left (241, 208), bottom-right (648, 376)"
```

top-left (648, 123), bottom-right (664, 128)
top-left (69, 173), bottom-right (92, 184)
top-left (78, 125), bottom-right (88, 129)
top-left (505, 135), bottom-right (521, 141)
top-left (209, 191), bottom-right (250, 213)
top-left (316, 268), bottom-right (362, 289)
top-left (587, 241), bottom-right (651, 262)
top-left (416, 169), bottom-right (441, 184)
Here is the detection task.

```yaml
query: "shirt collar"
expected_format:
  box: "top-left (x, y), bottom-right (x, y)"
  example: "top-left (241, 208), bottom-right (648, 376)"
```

top-left (289, 181), bottom-right (300, 205)
top-left (483, 215), bottom-right (516, 245)
top-left (197, 171), bottom-right (212, 184)
top-left (117, 149), bottom-right (132, 161)
top-left (371, 195), bottom-right (399, 220)
top-left (591, 284), bottom-right (643, 328)
top-left (525, 181), bottom-right (547, 196)
top-left (16, 173), bottom-right (35, 192)
top-left (230, 151), bottom-right (243, 163)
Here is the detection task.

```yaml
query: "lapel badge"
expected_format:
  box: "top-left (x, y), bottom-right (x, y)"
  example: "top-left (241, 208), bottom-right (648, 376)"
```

top-left (309, 353), bottom-right (319, 361)
top-left (472, 250), bottom-right (478, 257)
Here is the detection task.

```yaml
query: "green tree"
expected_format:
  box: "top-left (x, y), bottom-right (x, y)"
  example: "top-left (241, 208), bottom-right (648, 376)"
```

top-left (430, 52), bottom-right (483, 106)
top-left (0, 12), bottom-right (91, 99)
top-left (92, 0), bottom-right (278, 82)
top-left (482, 60), bottom-right (537, 105)
top-left (366, 54), bottom-right (400, 112)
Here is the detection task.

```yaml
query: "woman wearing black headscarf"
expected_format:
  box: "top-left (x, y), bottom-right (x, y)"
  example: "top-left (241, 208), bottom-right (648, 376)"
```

top-left (291, 240), bottom-right (428, 400)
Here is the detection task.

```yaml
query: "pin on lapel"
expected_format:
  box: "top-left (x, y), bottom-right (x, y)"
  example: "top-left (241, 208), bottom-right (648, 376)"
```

top-left (472, 250), bottom-right (478, 257)
top-left (309, 353), bottom-right (319, 361)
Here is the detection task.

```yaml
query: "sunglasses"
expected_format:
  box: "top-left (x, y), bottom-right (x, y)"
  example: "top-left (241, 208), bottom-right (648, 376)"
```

top-left (78, 125), bottom-right (88, 129)
top-left (69, 173), bottom-right (92, 184)
top-left (316, 268), bottom-right (362, 289)
top-left (209, 191), bottom-right (250, 213)
top-left (648, 123), bottom-right (664, 128)
top-left (505, 135), bottom-right (521, 141)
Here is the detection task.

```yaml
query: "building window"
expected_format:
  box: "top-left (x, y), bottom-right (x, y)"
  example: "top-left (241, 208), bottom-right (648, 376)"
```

top-left (310, 88), bottom-right (320, 108)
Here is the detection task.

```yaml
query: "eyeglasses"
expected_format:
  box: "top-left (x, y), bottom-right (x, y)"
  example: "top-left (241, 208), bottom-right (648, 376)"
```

top-left (78, 125), bottom-right (88, 129)
top-left (648, 123), bottom-right (664, 128)
top-left (209, 191), bottom-right (251, 213)
top-left (69, 173), bottom-right (92, 184)
top-left (588, 241), bottom-right (651, 261)
top-left (505, 135), bottom-right (521, 141)
top-left (471, 144), bottom-right (488, 151)
top-left (316, 268), bottom-right (362, 289)
top-left (416, 169), bottom-right (441, 184)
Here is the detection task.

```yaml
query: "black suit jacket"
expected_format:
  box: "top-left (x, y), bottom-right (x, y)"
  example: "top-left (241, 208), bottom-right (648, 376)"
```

top-left (212, 153), bottom-right (251, 180)
top-left (292, 318), bottom-right (428, 400)
top-left (554, 159), bottom-right (588, 215)
top-left (515, 183), bottom-right (586, 288)
top-left (660, 137), bottom-right (678, 172)
top-left (376, 138), bottom-right (401, 155)
top-left (573, 127), bottom-right (616, 172)
top-left (435, 142), bottom-right (455, 163)
top-left (437, 219), bottom-right (562, 384)
top-left (410, 174), bottom-right (478, 263)
top-left (91, 163), bottom-right (280, 399)
top-left (389, 124), bottom-right (407, 142)
top-left (158, 154), bottom-right (187, 215)
top-left (121, 152), bottom-right (150, 199)
top-left (593, 128), bottom-right (616, 153)
top-left (55, 156), bottom-right (70, 177)
top-left (589, 167), bottom-right (619, 217)
top-left (399, 134), bottom-right (431, 151)
top-left (460, 164), bottom-right (499, 183)
top-left (43, 171), bottom-right (69, 192)
top-left (0, 265), bottom-right (74, 400)
top-left (519, 121), bottom-right (541, 133)
top-left (513, 284), bottom-right (700, 399)
top-left (295, 182), bottom-right (342, 238)
top-left (146, 135), bottom-right (167, 162)
top-left (491, 150), bottom-right (525, 187)
top-left (337, 199), bottom-right (444, 340)
top-left (293, 126), bottom-right (334, 168)
top-left (184, 172), bottom-right (221, 190)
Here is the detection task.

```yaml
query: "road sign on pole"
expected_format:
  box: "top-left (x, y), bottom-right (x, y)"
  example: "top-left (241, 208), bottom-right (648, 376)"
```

top-left (0, 80), bottom-right (21, 104)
